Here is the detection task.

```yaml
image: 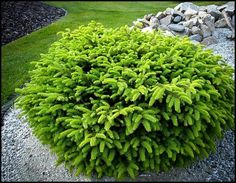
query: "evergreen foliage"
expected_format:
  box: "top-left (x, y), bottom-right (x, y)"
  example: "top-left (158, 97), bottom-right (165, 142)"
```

top-left (15, 21), bottom-right (234, 180)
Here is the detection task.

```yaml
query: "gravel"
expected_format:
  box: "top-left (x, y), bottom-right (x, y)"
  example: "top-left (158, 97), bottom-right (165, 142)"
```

top-left (1, 28), bottom-right (235, 182)
top-left (1, 1), bottom-right (66, 45)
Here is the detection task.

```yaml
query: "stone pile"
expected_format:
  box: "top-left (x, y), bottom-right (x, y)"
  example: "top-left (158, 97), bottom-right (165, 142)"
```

top-left (132, 1), bottom-right (235, 45)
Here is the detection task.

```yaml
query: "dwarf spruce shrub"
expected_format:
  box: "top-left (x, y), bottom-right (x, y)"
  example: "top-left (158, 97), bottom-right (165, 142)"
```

top-left (15, 21), bottom-right (234, 179)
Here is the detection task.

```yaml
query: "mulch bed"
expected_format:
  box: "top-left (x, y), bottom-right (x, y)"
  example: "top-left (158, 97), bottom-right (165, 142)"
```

top-left (1, 1), bottom-right (66, 45)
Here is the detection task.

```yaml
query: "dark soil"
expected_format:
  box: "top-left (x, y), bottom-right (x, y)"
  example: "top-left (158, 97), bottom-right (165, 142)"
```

top-left (1, 1), bottom-right (66, 45)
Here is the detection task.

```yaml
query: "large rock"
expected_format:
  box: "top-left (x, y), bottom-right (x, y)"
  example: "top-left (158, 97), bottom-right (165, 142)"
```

top-left (198, 11), bottom-right (208, 18)
top-left (201, 36), bottom-right (218, 45)
top-left (189, 34), bottom-right (203, 42)
top-left (167, 24), bottom-right (185, 32)
top-left (156, 12), bottom-right (165, 20)
top-left (174, 2), bottom-right (199, 13)
top-left (206, 5), bottom-right (222, 20)
top-left (203, 14), bottom-right (215, 32)
top-left (191, 26), bottom-right (201, 34)
top-left (173, 15), bottom-right (182, 23)
top-left (144, 14), bottom-right (154, 21)
top-left (173, 11), bottom-right (185, 17)
top-left (150, 16), bottom-right (159, 24)
top-left (184, 8), bottom-right (198, 16)
top-left (224, 2), bottom-right (235, 16)
top-left (164, 7), bottom-right (175, 15)
top-left (199, 6), bottom-right (207, 11)
top-left (160, 15), bottom-right (172, 26)
top-left (217, 4), bottom-right (228, 11)
top-left (215, 18), bottom-right (228, 28)
top-left (137, 18), bottom-right (151, 27)
top-left (183, 17), bottom-right (198, 28)
top-left (171, 27), bottom-right (190, 36)
top-left (200, 24), bottom-right (212, 38)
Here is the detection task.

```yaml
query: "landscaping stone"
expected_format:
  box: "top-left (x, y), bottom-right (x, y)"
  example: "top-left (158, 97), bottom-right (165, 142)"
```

top-left (201, 36), bottom-right (218, 45)
top-left (144, 14), bottom-right (154, 21)
top-left (183, 17), bottom-right (198, 28)
top-left (174, 2), bottom-right (199, 13)
top-left (203, 15), bottom-right (215, 32)
top-left (167, 24), bottom-right (185, 32)
top-left (165, 7), bottom-right (174, 15)
top-left (160, 15), bottom-right (172, 26)
top-left (172, 27), bottom-right (190, 36)
top-left (224, 1), bottom-right (235, 16)
top-left (173, 15), bottom-right (182, 23)
top-left (133, 1), bottom-right (235, 45)
top-left (150, 16), bottom-right (159, 24)
top-left (189, 34), bottom-right (203, 42)
top-left (200, 24), bottom-right (212, 38)
top-left (191, 26), bottom-right (201, 34)
top-left (184, 8), bottom-right (198, 16)
top-left (206, 5), bottom-right (222, 20)
top-left (156, 12), bottom-right (165, 20)
top-left (215, 18), bottom-right (228, 28)
top-left (199, 6), bottom-right (207, 12)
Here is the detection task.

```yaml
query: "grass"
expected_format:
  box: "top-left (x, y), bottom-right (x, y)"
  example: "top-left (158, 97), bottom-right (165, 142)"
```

top-left (1, 1), bottom-right (226, 106)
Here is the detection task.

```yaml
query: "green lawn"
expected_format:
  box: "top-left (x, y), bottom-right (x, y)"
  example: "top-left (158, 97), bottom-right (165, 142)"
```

top-left (1, 1), bottom-right (226, 106)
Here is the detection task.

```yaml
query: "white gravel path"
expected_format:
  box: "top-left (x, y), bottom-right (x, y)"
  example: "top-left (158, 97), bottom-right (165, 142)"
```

top-left (1, 28), bottom-right (235, 182)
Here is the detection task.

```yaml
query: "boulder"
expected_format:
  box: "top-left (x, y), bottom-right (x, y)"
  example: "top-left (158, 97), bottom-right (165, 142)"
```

top-left (199, 6), bottom-right (207, 11)
top-left (173, 15), bottom-right (182, 23)
top-left (201, 36), bottom-right (218, 45)
top-left (174, 2), bottom-right (199, 13)
top-left (189, 34), bottom-right (203, 42)
top-left (144, 14), bottom-right (154, 21)
top-left (191, 26), bottom-right (201, 34)
top-left (172, 27), bottom-right (190, 36)
top-left (184, 8), bottom-right (198, 16)
top-left (224, 2), bottom-right (235, 16)
top-left (150, 16), bottom-right (159, 24)
top-left (217, 4), bottom-right (228, 11)
top-left (203, 15), bottom-right (215, 32)
top-left (215, 18), bottom-right (228, 28)
top-left (173, 11), bottom-right (185, 18)
top-left (150, 22), bottom-right (159, 30)
top-left (183, 17), bottom-right (198, 28)
top-left (167, 24), bottom-right (185, 32)
top-left (200, 24), bottom-right (212, 38)
top-left (156, 12), bottom-right (166, 20)
top-left (137, 18), bottom-right (151, 27)
top-left (160, 15), bottom-right (172, 26)
top-left (164, 7), bottom-right (175, 15)
top-left (198, 11), bottom-right (208, 18)
top-left (206, 5), bottom-right (222, 20)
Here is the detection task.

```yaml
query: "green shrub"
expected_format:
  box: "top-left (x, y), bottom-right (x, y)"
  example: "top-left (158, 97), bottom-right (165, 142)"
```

top-left (15, 21), bottom-right (234, 180)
